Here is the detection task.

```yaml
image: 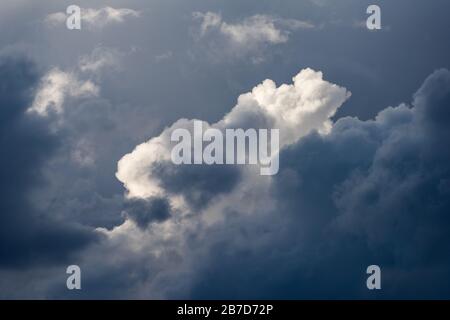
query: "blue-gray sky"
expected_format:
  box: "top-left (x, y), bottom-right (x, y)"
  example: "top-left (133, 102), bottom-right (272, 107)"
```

top-left (0, 0), bottom-right (450, 299)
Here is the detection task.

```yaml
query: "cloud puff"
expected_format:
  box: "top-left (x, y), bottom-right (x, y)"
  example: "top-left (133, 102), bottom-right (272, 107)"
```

top-left (28, 46), bottom-right (124, 116)
top-left (193, 12), bottom-right (313, 49)
top-left (46, 6), bottom-right (140, 29)
top-left (28, 68), bottom-right (98, 116)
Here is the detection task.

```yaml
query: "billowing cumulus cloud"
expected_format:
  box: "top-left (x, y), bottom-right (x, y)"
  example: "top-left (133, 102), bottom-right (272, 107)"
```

top-left (73, 68), bottom-right (449, 299)
top-left (116, 68), bottom-right (350, 203)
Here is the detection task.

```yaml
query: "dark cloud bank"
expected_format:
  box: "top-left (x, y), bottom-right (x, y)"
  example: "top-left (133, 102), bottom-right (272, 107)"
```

top-left (0, 55), bottom-right (99, 268)
top-left (185, 68), bottom-right (450, 299)
top-left (62, 68), bottom-right (450, 300)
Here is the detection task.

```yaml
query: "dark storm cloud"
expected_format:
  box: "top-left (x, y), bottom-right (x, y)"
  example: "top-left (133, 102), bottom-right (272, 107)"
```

top-left (183, 69), bottom-right (450, 299)
top-left (124, 197), bottom-right (171, 229)
top-left (40, 70), bottom-right (450, 300)
top-left (0, 55), bottom-right (99, 268)
top-left (1, 0), bottom-right (450, 299)
top-left (152, 160), bottom-right (241, 210)
top-left (37, 97), bottom-right (149, 230)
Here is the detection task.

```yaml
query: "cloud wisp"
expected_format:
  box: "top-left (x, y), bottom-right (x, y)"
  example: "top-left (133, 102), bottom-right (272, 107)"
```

top-left (45, 6), bottom-right (140, 30)
top-left (193, 12), bottom-right (314, 56)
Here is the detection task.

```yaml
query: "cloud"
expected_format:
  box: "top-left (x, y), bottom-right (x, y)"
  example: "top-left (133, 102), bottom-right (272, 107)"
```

top-left (0, 55), bottom-right (99, 268)
top-left (116, 68), bottom-right (350, 203)
top-left (28, 68), bottom-right (98, 116)
top-left (100, 68), bottom-right (350, 299)
top-left (193, 12), bottom-right (314, 50)
top-left (83, 7), bottom-right (140, 27)
top-left (28, 46), bottom-right (124, 117)
top-left (45, 6), bottom-right (140, 29)
top-left (332, 70), bottom-right (450, 249)
top-left (268, 68), bottom-right (450, 298)
top-left (45, 12), bottom-right (66, 26)
top-left (94, 68), bottom-right (450, 299)
top-left (3, 0), bottom-right (450, 299)
top-left (124, 197), bottom-right (172, 229)
top-left (4, 56), bottom-right (450, 298)
top-left (78, 46), bottom-right (122, 73)
top-left (154, 51), bottom-right (173, 63)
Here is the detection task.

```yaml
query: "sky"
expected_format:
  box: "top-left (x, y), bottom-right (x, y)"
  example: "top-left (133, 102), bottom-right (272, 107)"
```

top-left (0, 0), bottom-right (450, 299)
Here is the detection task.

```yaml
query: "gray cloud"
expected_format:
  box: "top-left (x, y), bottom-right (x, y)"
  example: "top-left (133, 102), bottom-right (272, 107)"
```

top-left (124, 197), bottom-right (172, 229)
top-left (270, 68), bottom-right (450, 298)
top-left (193, 12), bottom-right (313, 46)
top-left (192, 11), bottom-right (314, 62)
top-left (0, 55), bottom-right (99, 268)
top-left (1, 0), bottom-right (450, 299)
top-left (84, 69), bottom-right (450, 299)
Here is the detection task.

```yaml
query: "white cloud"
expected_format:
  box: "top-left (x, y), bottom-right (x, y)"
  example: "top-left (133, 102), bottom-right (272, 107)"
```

top-left (116, 125), bottom-right (175, 199)
top-left (116, 68), bottom-right (350, 199)
top-left (78, 46), bottom-right (122, 73)
top-left (28, 68), bottom-right (98, 116)
top-left (104, 69), bottom-right (350, 298)
top-left (45, 6), bottom-right (140, 29)
top-left (193, 12), bottom-right (314, 48)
